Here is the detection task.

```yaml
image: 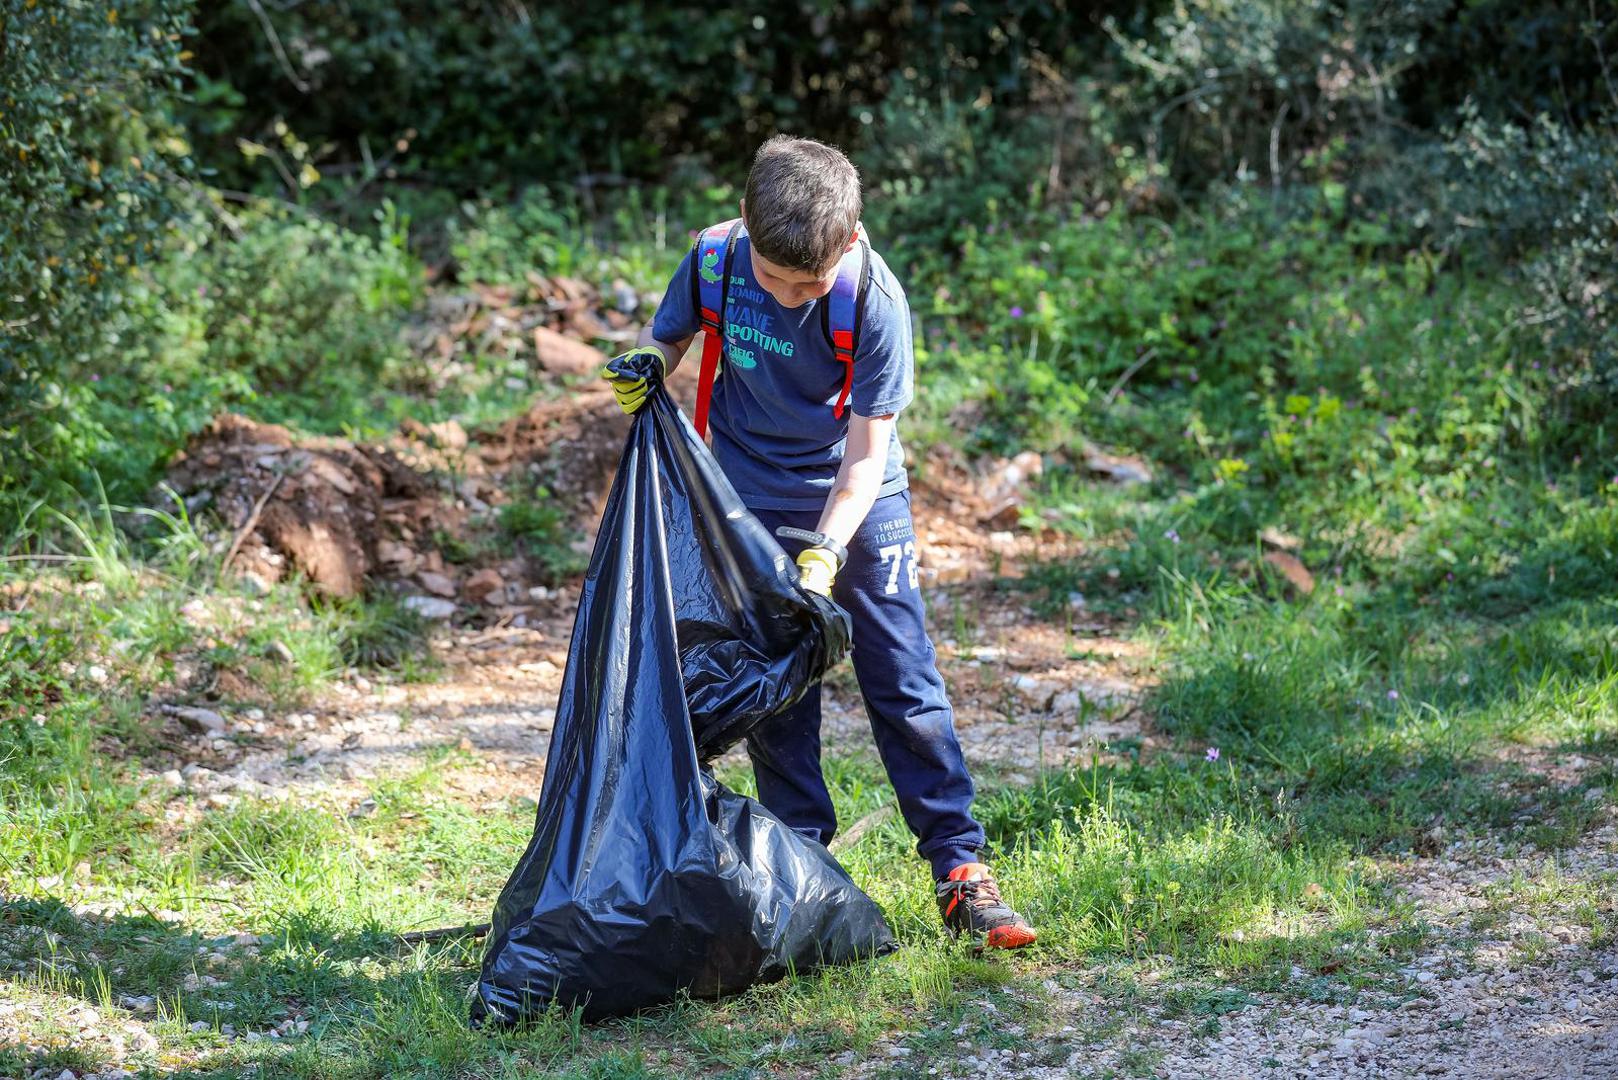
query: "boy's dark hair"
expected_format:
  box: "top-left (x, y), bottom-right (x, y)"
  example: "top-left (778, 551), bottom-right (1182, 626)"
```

top-left (743, 135), bottom-right (861, 274)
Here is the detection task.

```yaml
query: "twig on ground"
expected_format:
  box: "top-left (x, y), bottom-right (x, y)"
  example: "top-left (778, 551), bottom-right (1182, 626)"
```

top-left (830, 804), bottom-right (896, 854)
top-left (398, 922), bottom-right (490, 944)
top-left (221, 473), bottom-right (286, 572)
top-left (1104, 348), bottom-right (1158, 405)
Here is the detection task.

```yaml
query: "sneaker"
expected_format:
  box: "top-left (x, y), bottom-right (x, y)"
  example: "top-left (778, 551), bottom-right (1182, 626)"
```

top-left (936, 862), bottom-right (1037, 950)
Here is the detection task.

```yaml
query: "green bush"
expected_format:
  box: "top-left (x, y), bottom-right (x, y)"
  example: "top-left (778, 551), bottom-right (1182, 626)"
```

top-left (923, 201), bottom-right (1380, 454)
top-left (180, 1), bottom-right (1139, 191)
top-left (12, 200), bottom-right (423, 504)
top-left (150, 201), bottom-right (421, 399)
top-left (1432, 108), bottom-right (1618, 425)
top-left (499, 487), bottom-right (585, 585)
top-left (1, 0), bottom-right (194, 492)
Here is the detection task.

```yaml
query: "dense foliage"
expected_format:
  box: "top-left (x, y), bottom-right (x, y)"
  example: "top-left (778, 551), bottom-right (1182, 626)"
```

top-left (0, 0), bottom-right (192, 484)
top-left (181, 0), bottom-right (1143, 189)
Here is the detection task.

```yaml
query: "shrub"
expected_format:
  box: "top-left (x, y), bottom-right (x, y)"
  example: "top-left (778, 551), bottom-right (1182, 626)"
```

top-left (498, 487), bottom-right (584, 585)
top-left (150, 201), bottom-right (421, 399)
top-left (1433, 108), bottom-right (1618, 426)
top-left (13, 201), bottom-right (423, 504)
top-left (0, 0), bottom-right (194, 493)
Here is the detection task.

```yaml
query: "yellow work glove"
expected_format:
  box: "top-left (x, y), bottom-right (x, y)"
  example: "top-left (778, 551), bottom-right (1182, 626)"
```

top-left (602, 346), bottom-right (666, 414)
top-left (795, 547), bottom-right (839, 597)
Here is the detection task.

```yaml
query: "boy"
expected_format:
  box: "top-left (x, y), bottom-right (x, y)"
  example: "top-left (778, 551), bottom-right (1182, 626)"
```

top-left (604, 136), bottom-right (1035, 949)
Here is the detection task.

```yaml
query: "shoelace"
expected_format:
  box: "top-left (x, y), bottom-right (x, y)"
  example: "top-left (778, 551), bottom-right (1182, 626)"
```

top-left (942, 876), bottom-right (1003, 913)
top-left (964, 877), bottom-right (1004, 910)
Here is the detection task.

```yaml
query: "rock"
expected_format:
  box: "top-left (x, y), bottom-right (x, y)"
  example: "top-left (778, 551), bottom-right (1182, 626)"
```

top-left (979, 451), bottom-right (1044, 528)
top-left (159, 769), bottom-right (185, 788)
top-left (416, 570), bottom-right (457, 598)
top-left (1263, 550), bottom-right (1316, 595)
top-left (402, 595), bottom-right (457, 621)
top-left (425, 419), bottom-right (467, 451)
top-left (1083, 445), bottom-right (1153, 485)
top-left (1260, 526), bottom-right (1303, 551)
top-left (238, 570), bottom-right (272, 596)
top-left (264, 640), bottom-right (295, 665)
top-left (162, 705), bottom-right (227, 735)
top-left (1053, 689), bottom-right (1088, 715)
top-left (532, 324), bottom-right (607, 376)
top-left (375, 538), bottom-right (417, 569)
top-left (464, 568), bottom-right (504, 605)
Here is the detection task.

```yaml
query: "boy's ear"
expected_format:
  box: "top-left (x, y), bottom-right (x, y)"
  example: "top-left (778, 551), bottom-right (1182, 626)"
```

top-left (738, 197), bottom-right (747, 227)
top-left (843, 229), bottom-right (858, 254)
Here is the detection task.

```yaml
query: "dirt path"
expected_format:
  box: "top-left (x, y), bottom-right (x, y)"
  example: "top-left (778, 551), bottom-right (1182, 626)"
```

top-left (173, 569), bottom-right (1154, 814)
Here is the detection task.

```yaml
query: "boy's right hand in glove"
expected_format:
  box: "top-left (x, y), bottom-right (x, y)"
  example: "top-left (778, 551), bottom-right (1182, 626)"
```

top-left (601, 346), bottom-right (667, 414)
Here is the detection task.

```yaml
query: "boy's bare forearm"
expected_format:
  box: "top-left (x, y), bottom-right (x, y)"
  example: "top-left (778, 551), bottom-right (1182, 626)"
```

top-left (815, 457), bottom-right (884, 550)
top-left (636, 323), bottom-right (693, 375)
top-left (813, 412), bottom-right (895, 549)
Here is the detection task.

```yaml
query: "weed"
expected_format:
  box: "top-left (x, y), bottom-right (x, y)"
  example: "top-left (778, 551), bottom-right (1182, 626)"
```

top-left (499, 486), bottom-right (586, 584)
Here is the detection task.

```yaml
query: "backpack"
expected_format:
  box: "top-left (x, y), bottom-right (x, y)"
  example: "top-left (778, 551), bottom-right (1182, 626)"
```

top-left (688, 218), bottom-right (871, 437)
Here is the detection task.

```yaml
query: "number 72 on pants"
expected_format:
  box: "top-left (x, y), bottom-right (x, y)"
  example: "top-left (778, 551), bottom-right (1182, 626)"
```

top-left (878, 542), bottom-right (919, 595)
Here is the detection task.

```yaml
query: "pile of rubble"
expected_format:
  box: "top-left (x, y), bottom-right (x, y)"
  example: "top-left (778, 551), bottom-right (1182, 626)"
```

top-left (409, 274), bottom-right (647, 381)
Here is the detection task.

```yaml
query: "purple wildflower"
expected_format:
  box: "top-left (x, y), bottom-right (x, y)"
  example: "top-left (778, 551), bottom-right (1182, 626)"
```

top-left (1009, 306), bottom-right (1024, 319)
top-left (1205, 746), bottom-right (1220, 763)
top-left (90, 373), bottom-right (100, 382)
top-left (1164, 529), bottom-right (1181, 544)
top-left (1387, 689), bottom-right (1400, 701)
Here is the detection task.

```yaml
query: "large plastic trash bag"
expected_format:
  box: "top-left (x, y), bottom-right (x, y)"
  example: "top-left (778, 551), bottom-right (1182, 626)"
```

top-left (472, 353), bottom-right (895, 1025)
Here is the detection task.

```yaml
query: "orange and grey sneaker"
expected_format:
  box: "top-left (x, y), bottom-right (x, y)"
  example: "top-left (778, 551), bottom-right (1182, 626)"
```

top-left (936, 862), bottom-right (1037, 950)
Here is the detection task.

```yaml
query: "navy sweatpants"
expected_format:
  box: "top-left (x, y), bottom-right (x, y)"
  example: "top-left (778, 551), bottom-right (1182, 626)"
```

top-left (747, 490), bottom-right (985, 880)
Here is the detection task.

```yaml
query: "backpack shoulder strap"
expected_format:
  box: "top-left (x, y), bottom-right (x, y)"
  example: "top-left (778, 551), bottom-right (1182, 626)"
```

top-left (691, 218), bottom-right (743, 438)
top-left (822, 223), bottom-right (871, 420)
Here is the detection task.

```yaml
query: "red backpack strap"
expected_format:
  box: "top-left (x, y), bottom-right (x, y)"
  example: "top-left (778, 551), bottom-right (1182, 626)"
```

top-left (692, 218), bottom-right (744, 438)
top-left (821, 223), bottom-right (871, 420)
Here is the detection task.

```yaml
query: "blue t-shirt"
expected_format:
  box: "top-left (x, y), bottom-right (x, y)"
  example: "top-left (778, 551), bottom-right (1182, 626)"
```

top-left (652, 231), bottom-right (913, 511)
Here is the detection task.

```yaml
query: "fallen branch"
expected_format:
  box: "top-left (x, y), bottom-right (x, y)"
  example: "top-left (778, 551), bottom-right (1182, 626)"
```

top-left (220, 472), bottom-right (285, 572)
top-left (1104, 348), bottom-right (1158, 406)
top-left (398, 922), bottom-right (490, 945)
top-left (829, 804), bottom-right (896, 854)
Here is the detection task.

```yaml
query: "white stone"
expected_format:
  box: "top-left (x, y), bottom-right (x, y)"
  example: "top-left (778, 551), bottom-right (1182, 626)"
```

top-left (402, 595), bottom-right (457, 620)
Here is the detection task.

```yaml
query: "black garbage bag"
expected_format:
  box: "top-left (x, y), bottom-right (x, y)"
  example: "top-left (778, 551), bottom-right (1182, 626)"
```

top-left (472, 353), bottom-right (895, 1025)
